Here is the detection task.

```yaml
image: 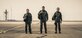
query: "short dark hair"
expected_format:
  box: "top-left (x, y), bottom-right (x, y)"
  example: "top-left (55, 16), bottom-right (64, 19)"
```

top-left (57, 7), bottom-right (60, 9)
top-left (26, 9), bottom-right (29, 10)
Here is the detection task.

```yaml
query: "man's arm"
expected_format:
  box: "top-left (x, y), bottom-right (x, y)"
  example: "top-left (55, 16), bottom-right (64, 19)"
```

top-left (60, 12), bottom-right (62, 21)
top-left (30, 13), bottom-right (32, 21)
top-left (45, 11), bottom-right (48, 21)
top-left (23, 14), bottom-right (26, 22)
top-left (38, 10), bottom-right (41, 19)
top-left (52, 13), bottom-right (56, 20)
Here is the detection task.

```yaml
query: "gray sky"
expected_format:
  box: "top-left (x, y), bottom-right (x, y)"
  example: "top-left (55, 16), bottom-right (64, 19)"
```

top-left (0, 0), bottom-right (82, 21)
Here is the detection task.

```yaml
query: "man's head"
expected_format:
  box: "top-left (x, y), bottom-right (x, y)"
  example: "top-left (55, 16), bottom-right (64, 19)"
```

top-left (42, 6), bottom-right (45, 10)
top-left (5, 9), bottom-right (7, 11)
top-left (26, 9), bottom-right (29, 13)
top-left (57, 7), bottom-right (60, 11)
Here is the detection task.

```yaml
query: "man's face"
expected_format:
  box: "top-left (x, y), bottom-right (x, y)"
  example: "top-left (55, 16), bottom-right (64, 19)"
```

top-left (57, 7), bottom-right (60, 11)
top-left (26, 9), bottom-right (29, 13)
top-left (42, 6), bottom-right (45, 10)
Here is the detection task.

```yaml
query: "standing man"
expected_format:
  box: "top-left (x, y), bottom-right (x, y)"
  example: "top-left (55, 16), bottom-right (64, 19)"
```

top-left (23, 9), bottom-right (32, 34)
top-left (38, 6), bottom-right (48, 34)
top-left (4, 9), bottom-right (8, 21)
top-left (52, 7), bottom-right (62, 34)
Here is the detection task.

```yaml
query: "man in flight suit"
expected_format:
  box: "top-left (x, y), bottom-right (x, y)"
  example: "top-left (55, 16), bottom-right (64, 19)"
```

top-left (52, 7), bottom-right (62, 34)
top-left (23, 9), bottom-right (32, 34)
top-left (38, 6), bottom-right (48, 34)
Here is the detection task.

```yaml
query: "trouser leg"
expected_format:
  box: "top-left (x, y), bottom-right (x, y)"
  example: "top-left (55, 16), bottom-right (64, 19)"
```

top-left (58, 22), bottom-right (61, 33)
top-left (40, 21), bottom-right (43, 33)
top-left (44, 22), bottom-right (47, 33)
top-left (28, 23), bottom-right (32, 34)
top-left (55, 22), bottom-right (57, 32)
top-left (25, 22), bottom-right (27, 34)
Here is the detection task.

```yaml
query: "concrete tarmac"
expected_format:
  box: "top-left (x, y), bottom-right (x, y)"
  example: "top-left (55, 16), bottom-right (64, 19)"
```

top-left (0, 22), bottom-right (82, 38)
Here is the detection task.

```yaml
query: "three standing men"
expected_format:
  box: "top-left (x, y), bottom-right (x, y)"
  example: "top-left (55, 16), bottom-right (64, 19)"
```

top-left (52, 7), bottom-right (62, 34)
top-left (23, 9), bottom-right (32, 34)
top-left (38, 6), bottom-right (48, 34)
top-left (23, 6), bottom-right (62, 34)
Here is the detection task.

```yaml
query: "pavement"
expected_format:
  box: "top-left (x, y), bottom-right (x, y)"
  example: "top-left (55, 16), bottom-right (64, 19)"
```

top-left (0, 22), bottom-right (82, 38)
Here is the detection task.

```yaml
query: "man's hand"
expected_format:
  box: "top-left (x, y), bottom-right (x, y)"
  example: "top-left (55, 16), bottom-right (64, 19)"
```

top-left (60, 20), bottom-right (62, 23)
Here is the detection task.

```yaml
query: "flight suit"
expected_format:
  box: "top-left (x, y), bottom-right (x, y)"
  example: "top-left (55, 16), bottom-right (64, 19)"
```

top-left (52, 11), bottom-right (62, 33)
top-left (38, 10), bottom-right (48, 34)
top-left (23, 13), bottom-right (32, 34)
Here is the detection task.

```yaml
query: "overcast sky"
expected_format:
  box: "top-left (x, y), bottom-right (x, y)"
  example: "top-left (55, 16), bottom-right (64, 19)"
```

top-left (0, 0), bottom-right (82, 21)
